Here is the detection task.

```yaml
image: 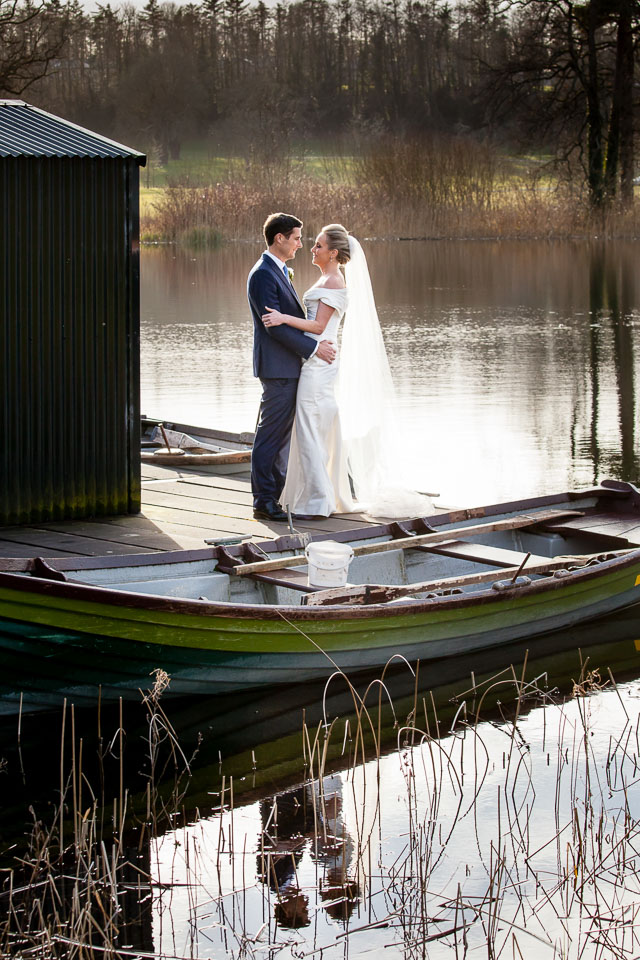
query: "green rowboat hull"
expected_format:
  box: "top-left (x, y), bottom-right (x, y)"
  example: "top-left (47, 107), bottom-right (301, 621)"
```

top-left (1, 552), bottom-right (639, 713)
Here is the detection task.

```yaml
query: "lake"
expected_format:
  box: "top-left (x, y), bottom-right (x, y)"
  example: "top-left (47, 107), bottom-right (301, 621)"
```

top-left (2, 239), bottom-right (639, 959)
top-left (140, 238), bottom-right (639, 508)
top-left (4, 616), bottom-right (640, 958)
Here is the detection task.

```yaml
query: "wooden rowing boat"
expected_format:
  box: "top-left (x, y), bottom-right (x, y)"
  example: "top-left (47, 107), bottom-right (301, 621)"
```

top-left (0, 480), bottom-right (639, 713)
top-left (141, 418), bottom-right (253, 471)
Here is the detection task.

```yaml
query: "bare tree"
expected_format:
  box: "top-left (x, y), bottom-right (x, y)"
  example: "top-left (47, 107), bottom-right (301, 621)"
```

top-left (485, 0), bottom-right (639, 209)
top-left (0, 0), bottom-right (69, 95)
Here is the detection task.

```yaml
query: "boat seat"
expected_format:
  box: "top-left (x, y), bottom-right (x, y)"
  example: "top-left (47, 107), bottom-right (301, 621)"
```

top-left (417, 539), bottom-right (549, 568)
top-left (540, 512), bottom-right (640, 546)
top-left (250, 567), bottom-right (315, 592)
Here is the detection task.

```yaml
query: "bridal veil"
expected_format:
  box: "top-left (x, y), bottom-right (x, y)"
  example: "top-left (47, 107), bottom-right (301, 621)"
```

top-left (338, 236), bottom-right (433, 519)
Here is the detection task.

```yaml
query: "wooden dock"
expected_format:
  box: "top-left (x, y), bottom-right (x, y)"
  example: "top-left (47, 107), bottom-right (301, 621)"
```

top-left (0, 462), bottom-right (387, 559)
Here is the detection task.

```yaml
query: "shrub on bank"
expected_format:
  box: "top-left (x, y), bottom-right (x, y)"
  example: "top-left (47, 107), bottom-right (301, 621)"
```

top-left (141, 136), bottom-right (640, 243)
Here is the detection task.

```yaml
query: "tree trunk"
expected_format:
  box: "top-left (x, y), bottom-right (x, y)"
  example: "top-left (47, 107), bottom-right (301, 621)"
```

top-left (616, 0), bottom-right (634, 205)
top-left (585, 0), bottom-right (605, 207)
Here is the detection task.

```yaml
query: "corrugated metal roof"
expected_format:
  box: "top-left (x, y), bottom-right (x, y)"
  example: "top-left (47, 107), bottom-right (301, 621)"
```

top-left (0, 100), bottom-right (146, 163)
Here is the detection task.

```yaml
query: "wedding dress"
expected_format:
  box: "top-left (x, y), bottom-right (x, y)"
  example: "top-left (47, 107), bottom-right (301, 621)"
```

top-left (280, 286), bottom-right (356, 517)
top-left (282, 237), bottom-right (433, 519)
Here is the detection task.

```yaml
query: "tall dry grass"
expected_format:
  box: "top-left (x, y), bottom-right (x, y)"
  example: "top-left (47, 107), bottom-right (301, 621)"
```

top-left (142, 135), bottom-right (640, 244)
top-left (2, 652), bottom-right (640, 958)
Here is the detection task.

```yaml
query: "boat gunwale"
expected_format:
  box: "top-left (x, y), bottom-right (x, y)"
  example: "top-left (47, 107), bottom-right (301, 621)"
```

top-left (0, 545), bottom-right (638, 623)
top-left (0, 481), bottom-right (638, 624)
top-left (0, 482), bottom-right (623, 576)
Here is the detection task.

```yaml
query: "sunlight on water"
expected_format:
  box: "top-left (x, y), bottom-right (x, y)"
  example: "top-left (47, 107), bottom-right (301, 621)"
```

top-left (149, 677), bottom-right (640, 959)
top-left (140, 239), bottom-right (639, 506)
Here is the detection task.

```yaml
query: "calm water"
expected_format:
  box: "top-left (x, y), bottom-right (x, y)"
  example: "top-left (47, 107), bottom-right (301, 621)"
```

top-left (4, 619), bottom-right (640, 958)
top-left (141, 239), bottom-right (639, 507)
top-left (3, 241), bottom-right (639, 958)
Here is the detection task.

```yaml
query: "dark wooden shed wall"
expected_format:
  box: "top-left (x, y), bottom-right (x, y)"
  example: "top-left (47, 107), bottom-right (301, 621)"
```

top-left (0, 156), bottom-right (141, 524)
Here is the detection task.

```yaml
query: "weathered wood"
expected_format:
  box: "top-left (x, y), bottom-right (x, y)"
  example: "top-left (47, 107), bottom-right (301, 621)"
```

top-left (303, 549), bottom-right (635, 606)
top-left (542, 512), bottom-right (640, 546)
top-left (418, 540), bottom-right (549, 568)
top-left (142, 450), bottom-right (251, 466)
top-left (231, 509), bottom-right (584, 576)
top-left (169, 475), bottom-right (255, 495)
top-left (138, 502), bottom-right (279, 539)
top-left (250, 568), bottom-right (315, 592)
top-left (0, 528), bottom-right (158, 557)
top-left (145, 482), bottom-right (254, 507)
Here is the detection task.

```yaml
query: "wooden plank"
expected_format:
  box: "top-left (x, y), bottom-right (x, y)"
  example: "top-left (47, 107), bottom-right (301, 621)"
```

top-left (143, 482), bottom-right (254, 507)
top-left (0, 528), bottom-right (157, 557)
top-left (249, 568), bottom-right (315, 593)
top-left (142, 488), bottom-right (258, 517)
top-left (137, 502), bottom-right (277, 539)
top-left (232, 509), bottom-right (584, 576)
top-left (107, 516), bottom-right (242, 548)
top-left (142, 450), bottom-right (251, 467)
top-left (174, 475), bottom-right (258, 493)
top-left (141, 488), bottom-right (373, 534)
top-left (542, 513), bottom-right (640, 545)
top-left (37, 519), bottom-right (207, 552)
top-left (424, 540), bottom-right (549, 568)
top-left (140, 462), bottom-right (190, 482)
top-left (0, 541), bottom-right (75, 559)
top-left (304, 548), bottom-right (636, 606)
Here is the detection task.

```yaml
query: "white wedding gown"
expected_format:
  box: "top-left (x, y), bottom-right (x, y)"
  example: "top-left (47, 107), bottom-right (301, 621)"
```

top-left (280, 285), bottom-right (357, 517)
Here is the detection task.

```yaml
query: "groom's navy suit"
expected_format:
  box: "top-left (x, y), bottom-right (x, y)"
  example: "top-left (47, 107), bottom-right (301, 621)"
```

top-left (248, 253), bottom-right (316, 511)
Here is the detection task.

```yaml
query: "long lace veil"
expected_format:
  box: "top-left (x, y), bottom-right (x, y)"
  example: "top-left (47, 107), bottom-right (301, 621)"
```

top-left (338, 236), bottom-right (433, 518)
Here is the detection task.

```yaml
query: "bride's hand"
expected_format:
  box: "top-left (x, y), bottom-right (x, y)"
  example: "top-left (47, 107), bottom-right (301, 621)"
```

top-left (262, 307), bottom-right (285, 327)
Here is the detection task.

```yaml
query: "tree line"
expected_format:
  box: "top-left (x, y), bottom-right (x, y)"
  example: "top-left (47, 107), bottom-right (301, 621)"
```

top-left (1, 0), bottom-right (638, 208)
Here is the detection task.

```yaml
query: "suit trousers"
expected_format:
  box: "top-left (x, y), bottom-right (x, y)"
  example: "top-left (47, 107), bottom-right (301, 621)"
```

top-left (251, 377), bottom-right (298, 508)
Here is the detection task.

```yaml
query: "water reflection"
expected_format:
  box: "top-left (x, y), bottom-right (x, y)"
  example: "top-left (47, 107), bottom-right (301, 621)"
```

top-left (2, 606), bottom-right (640, 957)
top-left (588, 244), bottom-right (638, 481)
top-left (145, 614), bottom-right (640, 959)
top-left (141, 239), bottom-right (639, 505)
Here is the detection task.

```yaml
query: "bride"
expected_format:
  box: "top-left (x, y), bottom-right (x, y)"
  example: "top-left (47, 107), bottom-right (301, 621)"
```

top-left (262, 223), bottom-right (432, 520)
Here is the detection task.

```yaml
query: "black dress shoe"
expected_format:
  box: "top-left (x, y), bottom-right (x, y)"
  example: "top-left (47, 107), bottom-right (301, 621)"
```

top-left (253, 503), bottom-right (288, 522)
top-left (292, 513), bottom-right (327, 521)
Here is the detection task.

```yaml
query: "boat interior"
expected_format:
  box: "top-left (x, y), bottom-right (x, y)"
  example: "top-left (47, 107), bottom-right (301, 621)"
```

top-left (11, 485), bottom-right (640, 606)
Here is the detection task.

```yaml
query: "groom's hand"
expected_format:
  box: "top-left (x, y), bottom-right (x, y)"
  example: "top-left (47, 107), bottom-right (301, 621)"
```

top-left (316, 340), bottom-right (336, 364)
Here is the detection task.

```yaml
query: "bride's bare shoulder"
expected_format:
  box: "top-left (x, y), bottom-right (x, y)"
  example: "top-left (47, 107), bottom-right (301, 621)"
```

top-left (322, 275), bottom-right (346, 290)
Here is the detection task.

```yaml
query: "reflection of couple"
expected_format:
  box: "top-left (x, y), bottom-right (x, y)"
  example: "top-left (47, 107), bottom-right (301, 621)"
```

top-left (248, 212), bottom-right (431, 522)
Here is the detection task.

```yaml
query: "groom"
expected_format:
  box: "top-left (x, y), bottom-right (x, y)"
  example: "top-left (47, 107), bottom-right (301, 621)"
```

top-left (248, 212), bottom-right (336, 522)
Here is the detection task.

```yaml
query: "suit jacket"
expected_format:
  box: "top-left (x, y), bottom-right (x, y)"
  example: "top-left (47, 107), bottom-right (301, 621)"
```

top-left (248, 253), bottom-right (316, 378)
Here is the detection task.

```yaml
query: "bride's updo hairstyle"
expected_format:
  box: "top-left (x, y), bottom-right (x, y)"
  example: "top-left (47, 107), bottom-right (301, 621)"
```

top-left (321, 223), bottom-right (351, 264)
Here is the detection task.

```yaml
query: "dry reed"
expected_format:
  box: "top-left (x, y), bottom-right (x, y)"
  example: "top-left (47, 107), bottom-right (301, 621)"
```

top-left (2, 653), bottom-right (640, 958)
top-left (142, 135), bottom-right (640, 244)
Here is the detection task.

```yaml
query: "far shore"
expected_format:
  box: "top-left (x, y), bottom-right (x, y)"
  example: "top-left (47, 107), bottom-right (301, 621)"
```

top-left (139, 183), bottom-right (640, 247)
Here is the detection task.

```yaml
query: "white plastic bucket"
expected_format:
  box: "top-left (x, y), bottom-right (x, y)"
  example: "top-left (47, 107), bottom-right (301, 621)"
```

top-left (305, 540), bottom-right (354, 589)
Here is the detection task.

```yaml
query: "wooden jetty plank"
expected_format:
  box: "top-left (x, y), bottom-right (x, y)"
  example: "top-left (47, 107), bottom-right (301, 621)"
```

top-left (0, 527), bottom-right (158, 557)
top-left (173, 475), bottom-right (256, 493)
top-left (0, 540), bottom-right (75, 559)
top-left (141, 462), bottom-right (193, 482)
top-left (106, 516), bottom-right (239, 548)
top-left (138, 502), bottom-right (280, 539)
top-left (141, 487), bottom-right (371, 534)
top-left (164, 475), bottom-right (385, 527)
top-left (39, 519), bottom-right (205, 553)
top-left (143, 482), bottom-right (254, 508)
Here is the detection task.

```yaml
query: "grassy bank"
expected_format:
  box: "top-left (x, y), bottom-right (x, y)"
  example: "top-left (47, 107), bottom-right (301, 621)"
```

top-left (139, 137), bottom-right (640, 244)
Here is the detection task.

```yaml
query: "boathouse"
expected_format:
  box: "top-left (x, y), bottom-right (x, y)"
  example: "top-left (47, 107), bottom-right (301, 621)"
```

top-left (0, 101), bottom-right (146, 524)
